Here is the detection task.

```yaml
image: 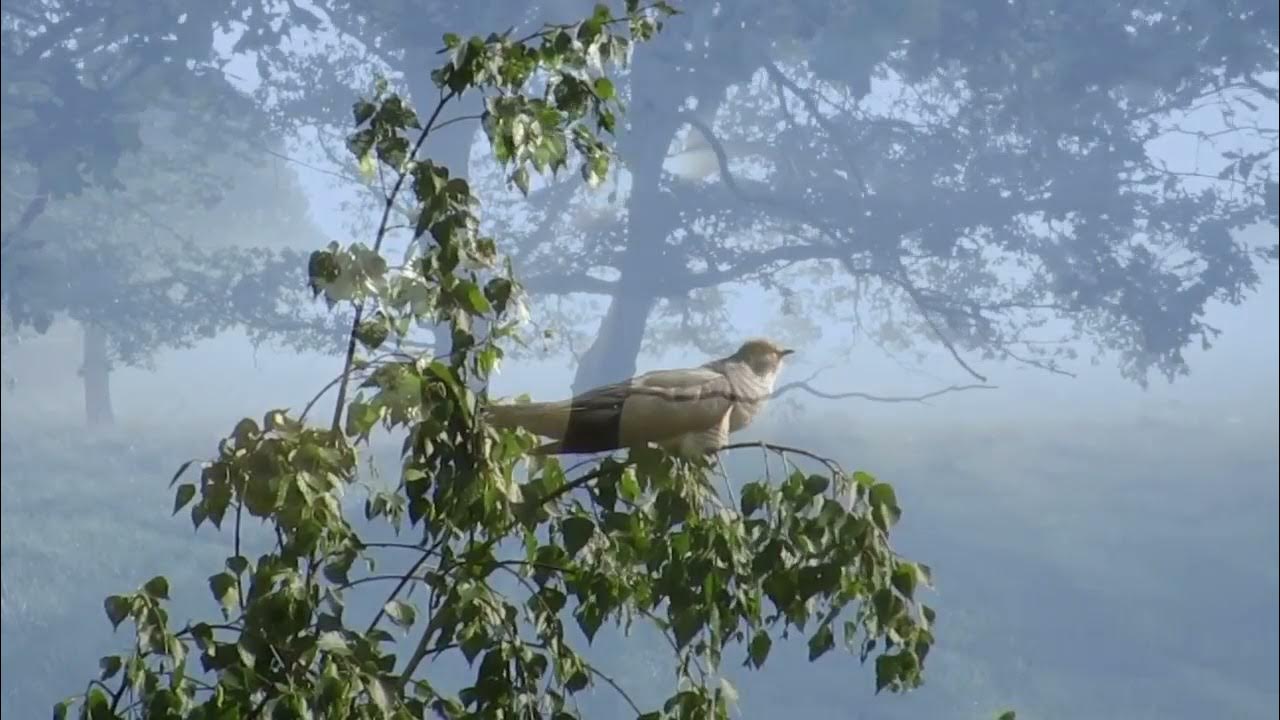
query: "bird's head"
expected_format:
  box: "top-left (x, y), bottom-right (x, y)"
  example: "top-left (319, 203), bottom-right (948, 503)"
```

top-left (731, 338), bottom-right (795, 378)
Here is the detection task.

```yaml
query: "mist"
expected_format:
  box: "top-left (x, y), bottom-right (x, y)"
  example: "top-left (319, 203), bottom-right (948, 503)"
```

top-left (3, 2), bottom-right (1277, 719)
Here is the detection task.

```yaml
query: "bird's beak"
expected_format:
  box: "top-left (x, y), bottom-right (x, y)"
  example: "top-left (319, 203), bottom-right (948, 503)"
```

top-left (779, 348), bottom-right (795, 358)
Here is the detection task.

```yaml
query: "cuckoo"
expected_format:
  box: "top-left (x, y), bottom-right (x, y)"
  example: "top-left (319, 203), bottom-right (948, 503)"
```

top-left (487, 338), bottom-right (794, 456)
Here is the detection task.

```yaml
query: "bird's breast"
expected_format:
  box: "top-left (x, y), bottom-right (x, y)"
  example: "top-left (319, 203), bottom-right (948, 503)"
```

top-left (725, 370), bottom-right (775, 432)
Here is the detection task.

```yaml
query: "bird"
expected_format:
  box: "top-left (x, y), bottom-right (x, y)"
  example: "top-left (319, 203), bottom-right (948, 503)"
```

top-left (486, 338), bottom-right (794, 456)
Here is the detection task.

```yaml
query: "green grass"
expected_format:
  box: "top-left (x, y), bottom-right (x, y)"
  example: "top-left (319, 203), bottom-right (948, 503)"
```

top-left (2, 408), bottom-right (1276, 719)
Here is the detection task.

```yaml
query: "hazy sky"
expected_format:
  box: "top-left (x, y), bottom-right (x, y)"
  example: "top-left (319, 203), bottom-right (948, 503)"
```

top-left (1, 13), bottom-right (1275, 720)
top-left (99, 42), bottom-right (1274, 434)
top-left (5, 17), bottom-right (1276, 435)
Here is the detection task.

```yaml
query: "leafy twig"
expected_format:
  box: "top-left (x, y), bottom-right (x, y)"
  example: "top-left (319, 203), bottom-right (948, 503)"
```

top-left (330, 87), bottom-right (460, 433)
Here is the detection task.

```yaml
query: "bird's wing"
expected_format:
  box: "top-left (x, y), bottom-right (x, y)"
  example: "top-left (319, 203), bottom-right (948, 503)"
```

top-left (557, 366), bottom-right (735, 452)
top-left (487, 367), bottom-right (738, 454)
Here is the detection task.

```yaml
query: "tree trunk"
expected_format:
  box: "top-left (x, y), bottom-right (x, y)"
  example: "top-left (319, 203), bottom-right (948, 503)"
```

top-left (570, 36), bottom-right (733, 393)
top-left (571, 289), bottom-right (659, 394)
top-left (569, 140), bottom-right (673, 394)
top-left (82, 323), bottom-right (114, 427)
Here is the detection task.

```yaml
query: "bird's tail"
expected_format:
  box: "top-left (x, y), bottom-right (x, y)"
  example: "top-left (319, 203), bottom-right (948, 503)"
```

top-left (485, 401), bottom-right (573, 441)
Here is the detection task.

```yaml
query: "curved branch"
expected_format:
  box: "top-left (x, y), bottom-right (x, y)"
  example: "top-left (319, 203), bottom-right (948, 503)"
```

top-left (774, 378), bottom-right (998, 403)
top-left (678, 81), bottom-right (998, 385)
top-left (720, 441), bottom-right (845, 475)
top-left (330, 87), bottom-right (458, 433)
top-left (881, 267), bottom-right (990, 383)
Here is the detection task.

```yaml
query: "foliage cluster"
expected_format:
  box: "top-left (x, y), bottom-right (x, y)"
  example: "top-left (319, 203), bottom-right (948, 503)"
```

top-left (57, 5), bottom-right (935, 719)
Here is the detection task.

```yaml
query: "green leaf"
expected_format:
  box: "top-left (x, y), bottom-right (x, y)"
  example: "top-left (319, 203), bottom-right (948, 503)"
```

top-left (368, 677), bottom-right (391, 712)
top-left (143, 576), bottom-right (170, 600)
top-left (172, 483), bottom-right (196, 515)
top-left (352, 100), bottom-right (377, 126)
top-left (226, 555), bottom-right (250, 576)
top-left (355, 317), bottom-right (390, 351)
top-left (671, 609), bottom-right (702, 650)
top-left (104, 595), bottom-right (130, 629)
top-left (575, 600), bottom-right (605, 643)
top-left (719, 677), bottom-right (740, 706)
top-left (852, 470), bottom-right (876, 488)
top-left (892, 565), bottom-right (917, 599)
top-left (384, 600), bottom-right (417, 629)
top-left (169, 459), bottom-right (196, 488)
top-left (459, 282), bottom-right (493, 315)
top-left (747, 630), bottom-right (772, 668)
top-left (345, 399), bottom-right (383, 438)
top-left (593, 77), bottom-right (615, 100)
top-left (243, 474), bottom-right (280, 518)
top-left (317, 631), bottom-right (353, 656)
top-left (483, 277), bottom-right (514, 311)
top-left (565, 668), bottom-right (590, 693)
top-left (740, 482), bottom-right (769, 516)
top-left (996, 712), bottom-right (1018, 720)
top-left (84, 687), bottom-right (110, 715)
top-left (802, 474), bottom-right (830, 497)
top-left (619, 467), bottom-right (641, 502)
top-left (231, 418), bottom-right (260, 446)
top-left (874, 653), bottom-right (899, 693)
top-left (98, 655), bottom-right (123, 680)
top-left (208, 572), bottom-right (237, 612)
top-left (869, 482), bottom-right (902, 528)
top-left (512, 167), bottom-right (530, 197)
top-left (561, 516), bottom-right (595, 558)
top-left (358, 152), bottom-right (377, 181)
top-left (808, 624), bottom-right (836, 662)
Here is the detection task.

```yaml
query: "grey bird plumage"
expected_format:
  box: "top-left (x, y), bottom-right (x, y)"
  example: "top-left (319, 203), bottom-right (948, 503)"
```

top-left (486, 338), bottom-right (794, 456)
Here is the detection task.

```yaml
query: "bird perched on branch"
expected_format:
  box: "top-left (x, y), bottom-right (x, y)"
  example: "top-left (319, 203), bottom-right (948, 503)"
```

top-left (486, 338), bottom-right (794, 456)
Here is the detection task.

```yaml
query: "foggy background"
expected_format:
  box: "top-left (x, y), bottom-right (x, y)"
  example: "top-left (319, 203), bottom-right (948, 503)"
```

top-left (2, 1), bottom-right (1277, 718)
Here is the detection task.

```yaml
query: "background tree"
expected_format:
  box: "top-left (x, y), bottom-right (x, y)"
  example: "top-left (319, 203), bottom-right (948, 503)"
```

top-left (58, 6), bottom-right (941, 718)
top-left (227, 0), bottom-right (1278, 394)
top-left (0, 0), bottom-right (347, 424)
top-left (6, 0), bottom-right (1274, 416)
top-left (482, 0), bottom-right (1280, 392)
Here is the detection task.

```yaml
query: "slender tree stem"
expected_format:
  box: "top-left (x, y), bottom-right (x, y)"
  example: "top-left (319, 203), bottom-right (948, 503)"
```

top-left (329, 88), bottom-right (459, 433)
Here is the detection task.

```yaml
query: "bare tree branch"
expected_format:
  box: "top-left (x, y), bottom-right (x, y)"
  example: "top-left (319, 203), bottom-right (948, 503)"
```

top-left (775, 378), bottom-right (998, 403)
top-left (0, 189), bottom-right (50, 256)
top-left (1000, 347), bottom-right (1079, 378)
top-left (674, 108), bottom-right (997, 384)
top-left (880, 264), bottom-right (991, 383)
top-left (772, 365), bottom-right (998, 403)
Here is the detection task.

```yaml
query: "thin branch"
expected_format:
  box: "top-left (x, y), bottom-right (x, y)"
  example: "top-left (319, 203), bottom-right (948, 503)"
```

top-left (879, 264), bottom-right (990, 383)
top-left (772, 366), bottom-right (998, 403)
top-left (775, 379), bottom-right (997, 403)
top-left (584, 664), bottom-right (644, 716)
top-left (0, 190), bottom-right (50, 256)
top-left (234, 501), bottom-right (246, 610)
top-left (432, 113), bottom-right (485, 133)
top-left (719, 441), bottom-right (845, 475)
top-left (330, 87), bottom-right (459, 433)
top-left (257, 145), bottom-right (360, 184)
top-left (365, 534), bottom-right (448, 634)
top-left (762, 61), bottom-right (870, 197)
top-left (339, 573), bottom-right (433, 591)
top-left (1001, 347), bottom-right (1078, 378)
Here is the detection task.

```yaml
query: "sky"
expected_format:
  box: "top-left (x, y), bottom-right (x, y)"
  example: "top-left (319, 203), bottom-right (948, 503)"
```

top-left (73, 51), bottom-right (1278, 435)
top-left (3, 8), bottom-right (1277, 436)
